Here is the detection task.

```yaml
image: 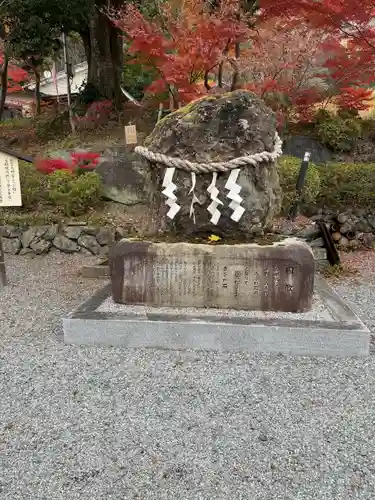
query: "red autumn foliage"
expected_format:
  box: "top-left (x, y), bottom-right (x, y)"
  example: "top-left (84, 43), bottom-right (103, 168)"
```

top-left (241, 20), bottom-right (375, 122)
top-left (36, 152), bottom-right (101, 174)
top-left (336, 87), bottom-right (374, 112)
top-left (240, 21), bottom-right (330, 122)
top-left (258, 0), bottom-right (375, 115)
top-left (71, 151), bottom-right (101, 170)
top-left (112, 0), bottom-right (375, 122)
top-left (0, 53), bottom-right (29, 92)
top-left (35, 157), bottom-right (73, 174)
top-left (111, 0), bottom-right (250, 105)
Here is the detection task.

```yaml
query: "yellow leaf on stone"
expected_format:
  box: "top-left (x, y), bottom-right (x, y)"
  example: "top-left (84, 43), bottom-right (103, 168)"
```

top-left (208, 234), bottom-right (221, 243)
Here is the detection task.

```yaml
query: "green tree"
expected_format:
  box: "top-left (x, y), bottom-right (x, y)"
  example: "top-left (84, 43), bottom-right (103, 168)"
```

top-left (0, 0), bottom-right (161, 107)
top-left (0, 0), bottom-right (125, 104)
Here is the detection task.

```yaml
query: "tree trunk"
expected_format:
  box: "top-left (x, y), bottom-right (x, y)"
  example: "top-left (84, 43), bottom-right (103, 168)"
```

top-left (230, 41), bottom-right (241, 91)
top-left (0, 52), bottom-right (9, 121)
top-left (204, 71), bottom-right (211, 90)
top-left (80, 1), bottom-right (123, 105)
top-left (218, 41), bottom-right (229, 88)
top-left (34, 68), bottom-right (41, 115)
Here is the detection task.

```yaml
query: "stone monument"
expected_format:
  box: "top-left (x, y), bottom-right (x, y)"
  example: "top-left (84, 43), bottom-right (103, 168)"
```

top-left (110, 239), bottom-right (314, 313)
top-left (109, 90), bottom-right (315, 313)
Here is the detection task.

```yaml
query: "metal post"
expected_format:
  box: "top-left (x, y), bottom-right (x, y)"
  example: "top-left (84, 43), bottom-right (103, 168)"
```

top-left (0, 236), bottom-right (7, 287)
top-left (288, 151), bottom-right (311, 221)
top-left (62, 33), bottom-right (75, 134)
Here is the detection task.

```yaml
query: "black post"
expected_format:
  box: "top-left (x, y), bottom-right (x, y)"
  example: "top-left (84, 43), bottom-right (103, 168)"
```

top-left (288, 151), bottom-right (311, 221)
top-left (0, 236), bottom-right (7, 288)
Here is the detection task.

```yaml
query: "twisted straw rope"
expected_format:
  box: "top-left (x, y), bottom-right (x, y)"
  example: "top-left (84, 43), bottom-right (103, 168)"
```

top-left (134, 133), bottom-right (283, 174)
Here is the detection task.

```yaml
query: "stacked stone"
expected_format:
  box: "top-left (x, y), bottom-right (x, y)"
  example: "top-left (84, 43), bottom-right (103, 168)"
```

top-left (0, 224), bottom-right (116, 256)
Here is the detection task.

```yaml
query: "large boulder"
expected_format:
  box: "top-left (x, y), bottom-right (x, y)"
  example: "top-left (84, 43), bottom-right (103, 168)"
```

top-left (140, 90), bottom-right (282, 237)
top-left (283, 135), bottom-right (332, 165)
top-left (95, 148), bottom-right (153, 206)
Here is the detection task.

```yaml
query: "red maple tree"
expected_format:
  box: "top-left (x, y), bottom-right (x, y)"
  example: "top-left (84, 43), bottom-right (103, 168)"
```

top-left (111, 0), bottom-right (250, 107)
top-left (240, 19), bottom-right (375, 122)
top-left (0, 53), bottom-right (29, 92)
top-left (113, 0), bottom-right (375, 120)
top-left (258, 0), bottom-right (375, 116)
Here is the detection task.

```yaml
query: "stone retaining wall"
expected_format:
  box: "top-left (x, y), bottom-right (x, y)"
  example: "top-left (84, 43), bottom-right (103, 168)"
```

top-left (0, 224), bottom-right (116, 256)
top-left (2, 208), bottom-right (373, 260)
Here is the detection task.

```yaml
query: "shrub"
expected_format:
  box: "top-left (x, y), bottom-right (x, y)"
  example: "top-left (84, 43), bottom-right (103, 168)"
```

top-left (18, 161), bottom-right (46, 209)
top-left (5, 160), bottom-right (102, 216)
top-left (314, 115), bottom-right (361, 152)
top-left (34, 112), bottom-right (70, 141)
top-left (46, 170), bottom-right (102, 216)
top-left (0, 118), bottom-right (36, 144)
top-left (75, 100), bottom-right (114, 130)
top-left (278, 156), bottom-right (321, 214)
top-left (360, 117), bottom-right (375, 142)
top-left (316, 162), bottom-right (375, 210)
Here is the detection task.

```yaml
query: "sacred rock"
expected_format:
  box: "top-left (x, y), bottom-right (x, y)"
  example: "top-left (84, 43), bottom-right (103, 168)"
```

top-left (138, 90), bottom-right (282, 237)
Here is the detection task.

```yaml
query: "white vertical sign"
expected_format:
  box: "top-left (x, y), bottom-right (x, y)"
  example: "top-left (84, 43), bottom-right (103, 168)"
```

top-left (0, 152), bottom-right (22, 207)
top-left (125, 124), bottom-right (138, 145)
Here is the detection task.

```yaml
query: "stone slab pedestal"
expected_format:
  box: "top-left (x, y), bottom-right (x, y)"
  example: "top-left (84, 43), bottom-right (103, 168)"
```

top-left (63, 278), bottom-right (370, 357)
top-left (109, 239), bottom-right (314, 313)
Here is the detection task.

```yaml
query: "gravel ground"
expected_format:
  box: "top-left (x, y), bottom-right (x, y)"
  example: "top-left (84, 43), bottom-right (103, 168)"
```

top-left (1, 253), bottom-right (375, 500)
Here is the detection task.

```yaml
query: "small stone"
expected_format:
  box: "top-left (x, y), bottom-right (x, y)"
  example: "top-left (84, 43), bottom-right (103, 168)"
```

top-left (296, 224), bottom-right (320, 240)
top-left (5, 225), bottom-right (22, 238)
top-left (338, 236), bottom-right (349, 248)
top-left (309, 237), bottom-right (324, 248)
top-left (19, 248), bottom-right (35, 256)
top-left (62, 226), bottom-right (84, 240)
top-left (337, 213), bottom-right (349, 224)
top-left (77, 234), bottom-right (101, 255)
top-left (53, 235), bottom-right (80, 253)
top-left (310, 214), bottom-right (324, 222)
top-left (35, 226), bottom-right (49, 238)
top-left (340, 223), bottom-right (352, 234)
top-left (2, 237), bottom-right (21, 255)
top-left (44, 225), bottom-right (58, 241)
top-left (354, 209), bottom-right (366, 217)
top-left (21, 227), bottom-right (39, 248)
top-left (312, 247), bottom-right (327, 261)
top-left (30, 239), bottom-right (52, 255)
top-left (359, 233), bottom-right (374, 249)
top-left (96, 227), bottom-right (114, 246)
top-left (258, 434), bottom-right (268, 442)
top-left (277, 221), bottom-right (296, 236)
top-left (0, 226), bottom-right (8, 237)
top-left (353, 220), bottom-right (372, 233)
top-left (82, 226), bottom-right (99, 236)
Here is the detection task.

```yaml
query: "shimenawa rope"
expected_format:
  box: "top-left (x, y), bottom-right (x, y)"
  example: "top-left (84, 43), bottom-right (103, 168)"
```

top-left (134, 132), bottom-right (283, 174)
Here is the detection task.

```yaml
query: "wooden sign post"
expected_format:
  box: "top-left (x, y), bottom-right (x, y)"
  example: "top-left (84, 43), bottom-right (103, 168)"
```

top-left (0, 151), bottom-right (22, 288)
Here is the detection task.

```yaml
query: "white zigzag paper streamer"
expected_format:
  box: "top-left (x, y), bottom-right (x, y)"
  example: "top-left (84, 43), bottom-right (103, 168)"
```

top-left (207, 172), bottom-right (223, 225)
top-left (188, 172), bottom-right (201, 224)
top-left (162, 167), bottom-right (180, 219)
top-left (225, 168), bottom-right (245, 222)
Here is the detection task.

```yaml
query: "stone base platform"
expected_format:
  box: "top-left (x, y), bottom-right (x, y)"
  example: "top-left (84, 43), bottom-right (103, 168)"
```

top-left (63, 277), bottom-right (370, 357)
